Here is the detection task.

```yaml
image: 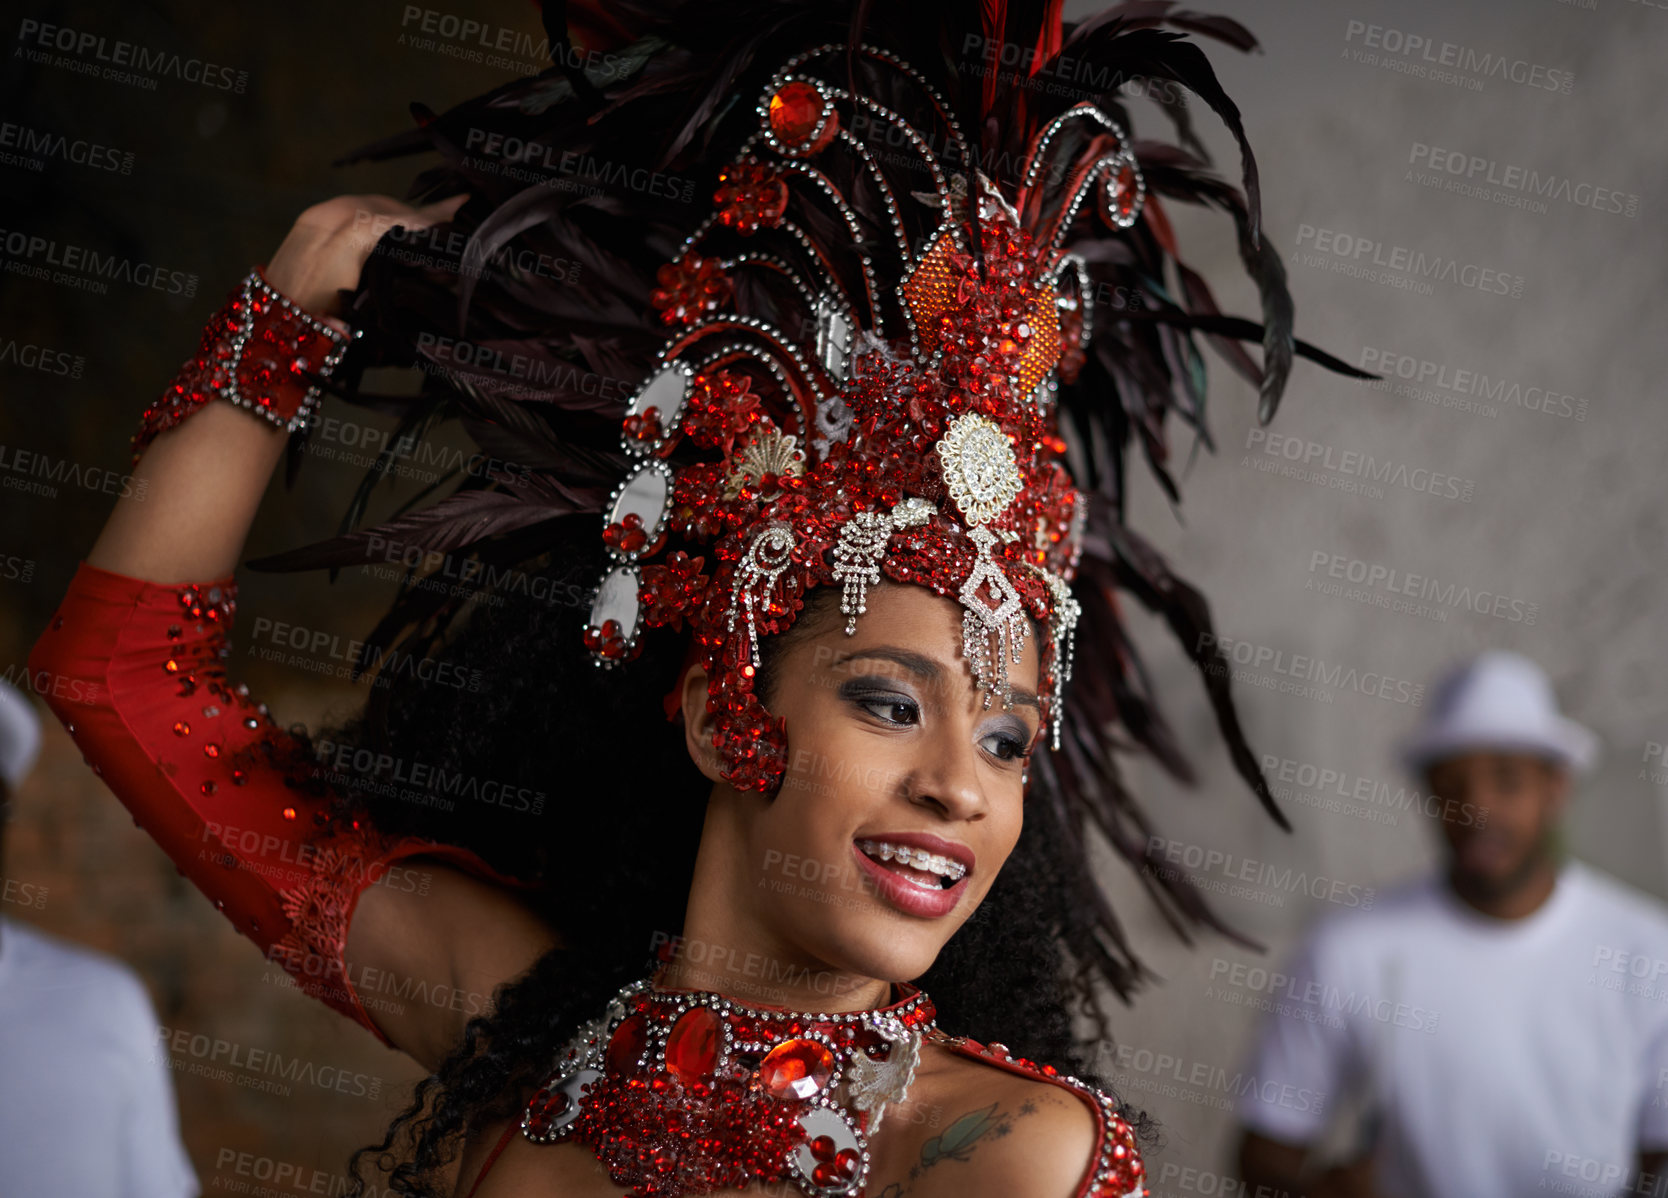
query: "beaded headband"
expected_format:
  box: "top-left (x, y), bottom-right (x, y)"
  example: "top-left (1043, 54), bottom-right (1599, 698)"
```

top-left (580, 46), bottom-right (1141, 792)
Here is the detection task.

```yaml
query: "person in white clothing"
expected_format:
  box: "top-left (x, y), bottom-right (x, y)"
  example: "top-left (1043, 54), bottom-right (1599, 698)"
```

top-left (1234, 650), bottom-right (1668, 1198)
top-left (0, 678), bottom-right (200, 1198)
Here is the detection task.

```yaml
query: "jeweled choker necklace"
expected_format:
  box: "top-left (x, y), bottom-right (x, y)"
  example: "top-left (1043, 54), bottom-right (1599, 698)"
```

top-left (520, 976), bottom-right (937, 1197)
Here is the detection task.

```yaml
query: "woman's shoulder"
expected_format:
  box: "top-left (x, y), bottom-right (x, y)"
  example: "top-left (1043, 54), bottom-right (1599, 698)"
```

top-left (901, 1031), bottom-right (1147, 1198)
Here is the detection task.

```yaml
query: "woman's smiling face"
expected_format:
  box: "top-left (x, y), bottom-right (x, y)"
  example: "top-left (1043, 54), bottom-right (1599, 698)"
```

top-left (679, 581), bottom-right (1040, 994)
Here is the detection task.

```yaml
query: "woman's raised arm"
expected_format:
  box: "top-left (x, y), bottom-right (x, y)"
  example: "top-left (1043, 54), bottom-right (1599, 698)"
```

top-left (89, 193), bottom-right (457, 581)
top-left (31, 193), bottom-right (558, 1073)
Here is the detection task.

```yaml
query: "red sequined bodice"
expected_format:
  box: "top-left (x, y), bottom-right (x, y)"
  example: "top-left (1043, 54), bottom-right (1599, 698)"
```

top-left (461, 979), bottom-right (1147, 1198)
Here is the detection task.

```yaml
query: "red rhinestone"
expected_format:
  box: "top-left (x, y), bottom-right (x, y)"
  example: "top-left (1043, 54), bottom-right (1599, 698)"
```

top-left (759, 1037), bottom-right (834, 1100)
top-left (607, 1014), bottom-right (649, 1075)
top-left (809, 1134), bottom-right (837, 1162)
top-left (665, 1007), bottom-right (722, 1079)
top-left (768, 81), bottom-right (836, 152)
top-left (1110, 156), bottom-right (1141, 222)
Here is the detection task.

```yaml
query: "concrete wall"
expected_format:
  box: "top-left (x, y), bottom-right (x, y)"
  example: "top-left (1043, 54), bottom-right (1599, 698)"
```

top-left (1078, 0), bottom-right (1668, 1186)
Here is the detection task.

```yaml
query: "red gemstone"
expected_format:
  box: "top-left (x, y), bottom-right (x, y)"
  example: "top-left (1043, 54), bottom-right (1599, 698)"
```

top-left (1109, 155), bottom-right (1141, 223)
top-left (768, 81), bottom-right (837, 153)
top-left (665, 1007), bottom-right (722, 1079)
top-left (833, 1147), bottom-right (860, 1176)
top-left (714, 161), bottom-right (790, 234)
top-left (607, 1014), bottom-right (649, 1075)
top-left (809, 1134), bottom-right (837, 1162)
top-left (759, 1037), bottom-right (834, 1100)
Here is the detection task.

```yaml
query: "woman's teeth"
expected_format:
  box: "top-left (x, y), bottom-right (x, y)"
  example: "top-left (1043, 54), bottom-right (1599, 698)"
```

top-left (855, 839), bottom-right (967, 888)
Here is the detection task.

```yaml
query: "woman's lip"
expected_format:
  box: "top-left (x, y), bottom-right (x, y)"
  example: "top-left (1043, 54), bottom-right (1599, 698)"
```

top-left (850, 842), bottom-right (966, 919)
top-left (855, 830), bottom-right (975, 874)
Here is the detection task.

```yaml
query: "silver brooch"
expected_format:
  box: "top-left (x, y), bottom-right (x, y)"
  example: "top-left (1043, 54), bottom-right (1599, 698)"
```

top-left (831, 497), bottom-right (935, 635)
top-left (935, 413), bottom-right (1028, 709)
top-left (728, 522), bottom-right (797, 667)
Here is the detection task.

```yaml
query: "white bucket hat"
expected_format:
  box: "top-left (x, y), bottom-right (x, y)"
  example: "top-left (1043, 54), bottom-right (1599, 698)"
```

top-left (0, 678), bottom-right (41, 792)
top-left (1399, 650), bottom-right (1598, 776)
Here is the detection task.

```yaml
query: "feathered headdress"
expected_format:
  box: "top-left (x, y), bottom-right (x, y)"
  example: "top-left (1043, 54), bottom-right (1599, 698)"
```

top-left (256, 0), bottom-right (1363, 964)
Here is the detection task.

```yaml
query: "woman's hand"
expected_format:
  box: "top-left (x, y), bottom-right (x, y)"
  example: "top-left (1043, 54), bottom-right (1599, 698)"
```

top-left (264, 192), bottom-right (467, 332)
top-left (86, 190), bottom-right (466, 582)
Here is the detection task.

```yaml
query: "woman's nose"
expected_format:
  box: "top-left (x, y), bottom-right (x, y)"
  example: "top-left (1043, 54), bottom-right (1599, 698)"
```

top-left (903, 727), bottom-right (988, 821)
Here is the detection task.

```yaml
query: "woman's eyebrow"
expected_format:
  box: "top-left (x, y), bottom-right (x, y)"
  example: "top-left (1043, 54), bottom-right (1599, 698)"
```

top-left (830, 646), bottom-right (1040, 711)
top-left (831, 646), bottom-right (942, 680)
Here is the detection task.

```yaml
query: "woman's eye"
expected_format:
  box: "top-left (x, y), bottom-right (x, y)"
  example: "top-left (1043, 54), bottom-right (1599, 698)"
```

top-left (979, 730), bottom-right (1029, 762)
top-left (859, 697), bottom-right (919, 725)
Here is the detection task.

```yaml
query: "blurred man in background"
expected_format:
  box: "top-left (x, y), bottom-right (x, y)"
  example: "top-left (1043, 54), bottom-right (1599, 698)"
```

top-left (1234, 650), bottom-right (1668, 1198)
top-left (0, 677), bottom-right (199, 1197)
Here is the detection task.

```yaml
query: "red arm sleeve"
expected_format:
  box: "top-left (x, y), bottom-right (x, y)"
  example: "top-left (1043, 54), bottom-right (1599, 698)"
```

top-left (27, 561), bottom-right (536, 1049)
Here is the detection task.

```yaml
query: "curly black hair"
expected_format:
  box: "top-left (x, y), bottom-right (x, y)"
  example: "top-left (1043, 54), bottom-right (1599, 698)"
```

top-left (313, 519), bottom-right (1155, 1196)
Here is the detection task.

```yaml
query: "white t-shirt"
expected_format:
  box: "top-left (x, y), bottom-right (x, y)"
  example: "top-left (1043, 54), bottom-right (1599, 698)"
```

top-left (1236, 861), bottom-right (1668, 1198)
top-left (0, 915), bottom-right (199, 1197)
